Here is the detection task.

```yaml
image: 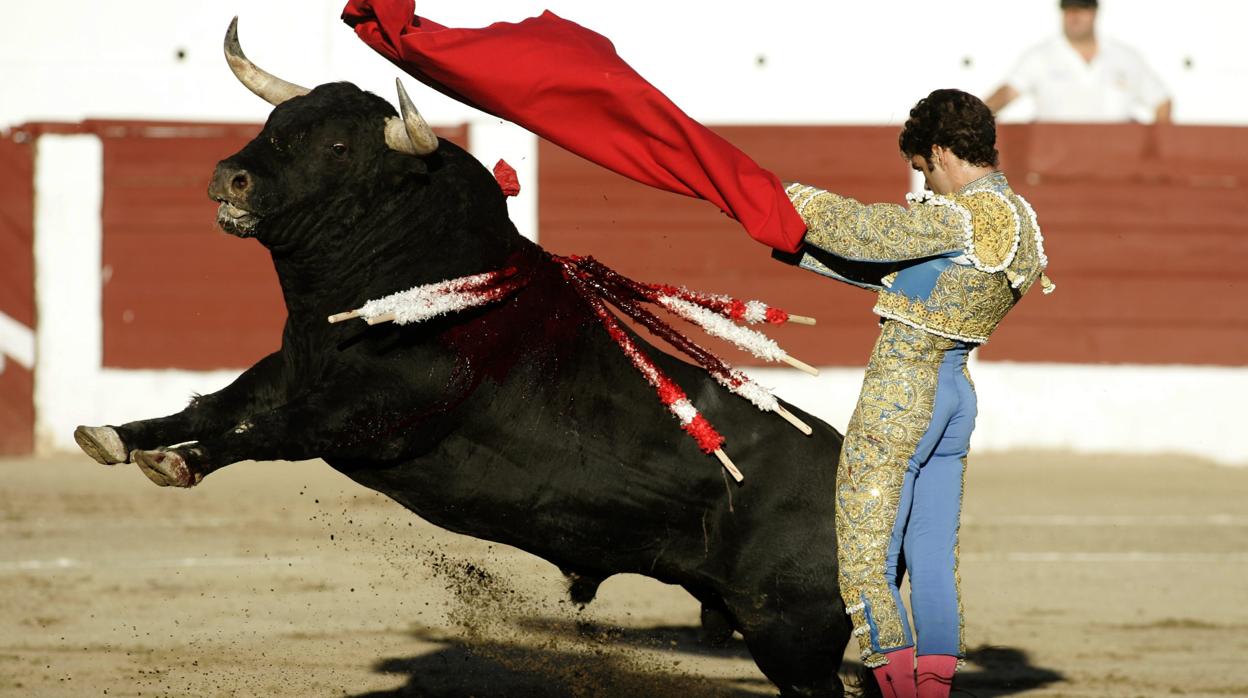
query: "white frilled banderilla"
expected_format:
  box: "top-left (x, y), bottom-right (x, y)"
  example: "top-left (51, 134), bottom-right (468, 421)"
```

top-left (329, 255), bottom-right (819, 482)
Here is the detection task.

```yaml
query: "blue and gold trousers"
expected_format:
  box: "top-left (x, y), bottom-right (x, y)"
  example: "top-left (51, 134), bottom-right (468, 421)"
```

top-left (837, 320), bottom-right (976, 668)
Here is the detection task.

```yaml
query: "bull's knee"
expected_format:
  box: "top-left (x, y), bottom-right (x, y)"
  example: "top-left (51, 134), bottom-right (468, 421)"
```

top-left (74, 425), bottom-right (129, 465)
top-left (700, 602), bottom-right (735, 646)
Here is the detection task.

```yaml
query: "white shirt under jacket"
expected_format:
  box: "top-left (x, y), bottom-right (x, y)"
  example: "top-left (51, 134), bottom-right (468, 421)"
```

top-left (1004, 36), bottom-right (1170, 122)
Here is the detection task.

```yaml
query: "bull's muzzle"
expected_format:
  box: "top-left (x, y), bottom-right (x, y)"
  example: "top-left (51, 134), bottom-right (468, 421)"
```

top-left (208, 163), bottom-right (251, 203)
top-left (208, 161), bottom-right (259, 236)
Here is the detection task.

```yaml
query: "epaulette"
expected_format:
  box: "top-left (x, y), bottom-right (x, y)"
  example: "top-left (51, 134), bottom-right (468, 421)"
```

top-left (955, 190), bottom-right (1021, 273)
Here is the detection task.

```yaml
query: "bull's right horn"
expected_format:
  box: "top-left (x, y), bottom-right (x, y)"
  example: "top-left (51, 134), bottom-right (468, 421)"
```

top-left (224, 17), bottom-right (310, 106)
top-left (384, 79), bottom-right (439, 156)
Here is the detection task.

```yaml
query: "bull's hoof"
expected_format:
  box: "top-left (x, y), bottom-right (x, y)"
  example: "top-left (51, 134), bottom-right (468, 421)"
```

top-left (132, 449), bottom-right (200, 488)
top-left (74, 425), bottom-right (128, 465)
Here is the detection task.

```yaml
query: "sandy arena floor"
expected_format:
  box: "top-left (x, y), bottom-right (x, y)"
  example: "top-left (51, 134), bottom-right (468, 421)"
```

top-left (2, 451), bottom-right (1246, 697)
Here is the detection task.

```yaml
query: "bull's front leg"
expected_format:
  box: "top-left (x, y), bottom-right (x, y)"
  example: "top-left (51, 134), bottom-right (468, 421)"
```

top-left (74, 352), bottom-right (286, 466)
top-left (129, 386), bottom-right (440, 488)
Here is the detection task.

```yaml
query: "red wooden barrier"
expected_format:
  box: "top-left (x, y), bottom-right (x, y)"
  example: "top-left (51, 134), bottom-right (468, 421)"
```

top-left (4, 122), bottom-right (1243, 387)
top-left (0, 132), bottom-right (35, 454)
top-left (989, 124), bottom-right (1248, 365)
top-left (542, 124), bottom-right (1248, 367)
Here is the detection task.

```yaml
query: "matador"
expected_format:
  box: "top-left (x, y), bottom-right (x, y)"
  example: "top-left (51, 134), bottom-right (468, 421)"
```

top-left (779, 89), bottom-right (1052, 698)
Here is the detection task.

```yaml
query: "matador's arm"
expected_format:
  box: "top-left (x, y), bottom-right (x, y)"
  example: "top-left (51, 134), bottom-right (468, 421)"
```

top-left (784, 183), bottom-right (967, 263)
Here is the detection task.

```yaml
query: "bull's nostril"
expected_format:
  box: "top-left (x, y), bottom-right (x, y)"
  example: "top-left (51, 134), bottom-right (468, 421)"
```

top-left (231, 173), bottom-right (249, 191)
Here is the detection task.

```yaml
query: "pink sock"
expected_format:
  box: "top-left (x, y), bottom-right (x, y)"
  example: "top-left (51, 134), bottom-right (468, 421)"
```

top-left (870, 647), bottom-right (916, 698)
top-left (916, 654), bottom-right (958, 698)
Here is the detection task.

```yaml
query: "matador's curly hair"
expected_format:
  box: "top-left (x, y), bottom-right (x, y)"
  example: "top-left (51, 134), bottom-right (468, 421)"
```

top-left (899, 89), bottom-right (999, 168)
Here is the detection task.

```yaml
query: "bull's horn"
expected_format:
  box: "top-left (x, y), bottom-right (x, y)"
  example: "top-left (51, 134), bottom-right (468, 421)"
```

top-left (224, 17), bottom-right (310, 106)
top-left (384, 79), bottom-right (439, 156)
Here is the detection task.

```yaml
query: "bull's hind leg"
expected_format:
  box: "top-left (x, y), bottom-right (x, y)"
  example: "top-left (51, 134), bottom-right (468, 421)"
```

top-left (740, 611), bottom-right (851, 698)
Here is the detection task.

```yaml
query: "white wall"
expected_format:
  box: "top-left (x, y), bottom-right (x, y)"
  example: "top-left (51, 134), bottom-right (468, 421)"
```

top-left (2, 0), bottom-right (1245, 131)
top-left (745, 363), bottom-right (1248, 468)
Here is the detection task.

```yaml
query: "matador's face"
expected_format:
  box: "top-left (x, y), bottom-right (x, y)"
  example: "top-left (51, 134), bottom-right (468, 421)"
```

top-left (909, 153), bottom-right (956, 196)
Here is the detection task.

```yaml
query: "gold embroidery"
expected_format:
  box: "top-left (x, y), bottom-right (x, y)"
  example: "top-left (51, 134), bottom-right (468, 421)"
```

top-left (1013, 193), bottom-right (1052, 286)
top-left (871, 186), bottom-right (1047, 344)
top-left (873, 263), bottom-right (1013, 344)
top-left (787, 186), bottom-right (965, 263)
top-left (1001, 194), bottom-right (1045, 295)
top-left (838, 321), bottom-right (956, 661)
top-left (959, 191), bottom-right (1019, 271)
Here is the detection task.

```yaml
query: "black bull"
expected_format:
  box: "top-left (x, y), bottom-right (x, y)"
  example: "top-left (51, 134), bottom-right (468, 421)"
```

top-left (73, 81), bottom-right (853, 696)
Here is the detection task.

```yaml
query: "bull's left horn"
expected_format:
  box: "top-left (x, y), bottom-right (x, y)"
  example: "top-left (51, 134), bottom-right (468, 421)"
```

top-left (224, 17), bottom-right (311, 106)
top-left (385, 79), bottom-right (439, 156)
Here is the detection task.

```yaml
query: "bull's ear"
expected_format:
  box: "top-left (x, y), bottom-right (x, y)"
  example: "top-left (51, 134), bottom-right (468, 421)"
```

top-left (381, 148), bottom-right (431, 186)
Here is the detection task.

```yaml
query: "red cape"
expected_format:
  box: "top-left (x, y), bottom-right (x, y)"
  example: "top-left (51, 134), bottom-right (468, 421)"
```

top-left (341, 0), bottom-right (806, 253)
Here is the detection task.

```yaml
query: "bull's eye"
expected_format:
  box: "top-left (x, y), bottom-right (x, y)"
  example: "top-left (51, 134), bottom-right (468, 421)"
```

top-left (330, 143), bottom-right (349, 158)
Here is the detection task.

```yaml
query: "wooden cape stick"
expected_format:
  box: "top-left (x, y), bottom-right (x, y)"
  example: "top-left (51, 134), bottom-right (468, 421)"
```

top-left (328, 309), bottom-right (361, 323)
top-left (781, 355), bottom-right (820, 376)
top-left (713, 448), bottom-right (744, 483)
top-left (773, 404), bottom-right (813, 435)
top-left (786, 314), bottom-right (816, 326)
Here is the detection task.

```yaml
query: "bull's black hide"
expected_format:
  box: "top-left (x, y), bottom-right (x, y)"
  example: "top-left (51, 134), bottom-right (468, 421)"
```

top-left (75, 79), bottom-right (851, 696)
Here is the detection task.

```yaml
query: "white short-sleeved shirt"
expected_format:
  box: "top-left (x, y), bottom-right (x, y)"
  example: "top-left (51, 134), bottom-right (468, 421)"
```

top-left (1005, 37), bottom-right (1170, 122)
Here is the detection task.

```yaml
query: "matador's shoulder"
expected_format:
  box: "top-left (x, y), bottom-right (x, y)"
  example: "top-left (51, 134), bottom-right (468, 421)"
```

top-left (944, 189), bottom-right (1022, 273)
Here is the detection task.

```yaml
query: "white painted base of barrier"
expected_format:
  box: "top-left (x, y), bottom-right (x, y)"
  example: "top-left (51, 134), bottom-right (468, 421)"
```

top-left (45, 363), bottom-right (1245, 467)
top-left (744, 362), bottom-right (1248, 467)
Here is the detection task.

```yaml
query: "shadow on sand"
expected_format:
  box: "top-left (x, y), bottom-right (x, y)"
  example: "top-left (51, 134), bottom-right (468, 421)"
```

top-left (348, 617), bottom-right (1063, 698)
top-left (953, 645), bottom-right (1066, 697)
top-left (348, 619), bottom-right (764, 697)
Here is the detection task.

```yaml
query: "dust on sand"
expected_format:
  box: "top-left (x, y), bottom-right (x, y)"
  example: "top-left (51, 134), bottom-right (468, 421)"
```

top-left (1, 452), bottom-right (1246, 697)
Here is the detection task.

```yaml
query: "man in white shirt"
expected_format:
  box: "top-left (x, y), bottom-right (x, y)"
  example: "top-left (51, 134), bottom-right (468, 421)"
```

top-left (985, 0), bottom-right (1172, 123)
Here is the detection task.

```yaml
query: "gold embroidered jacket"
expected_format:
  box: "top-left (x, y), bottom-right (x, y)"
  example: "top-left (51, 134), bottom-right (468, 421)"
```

top-left (784, 173), bottom-right (1051, 344)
